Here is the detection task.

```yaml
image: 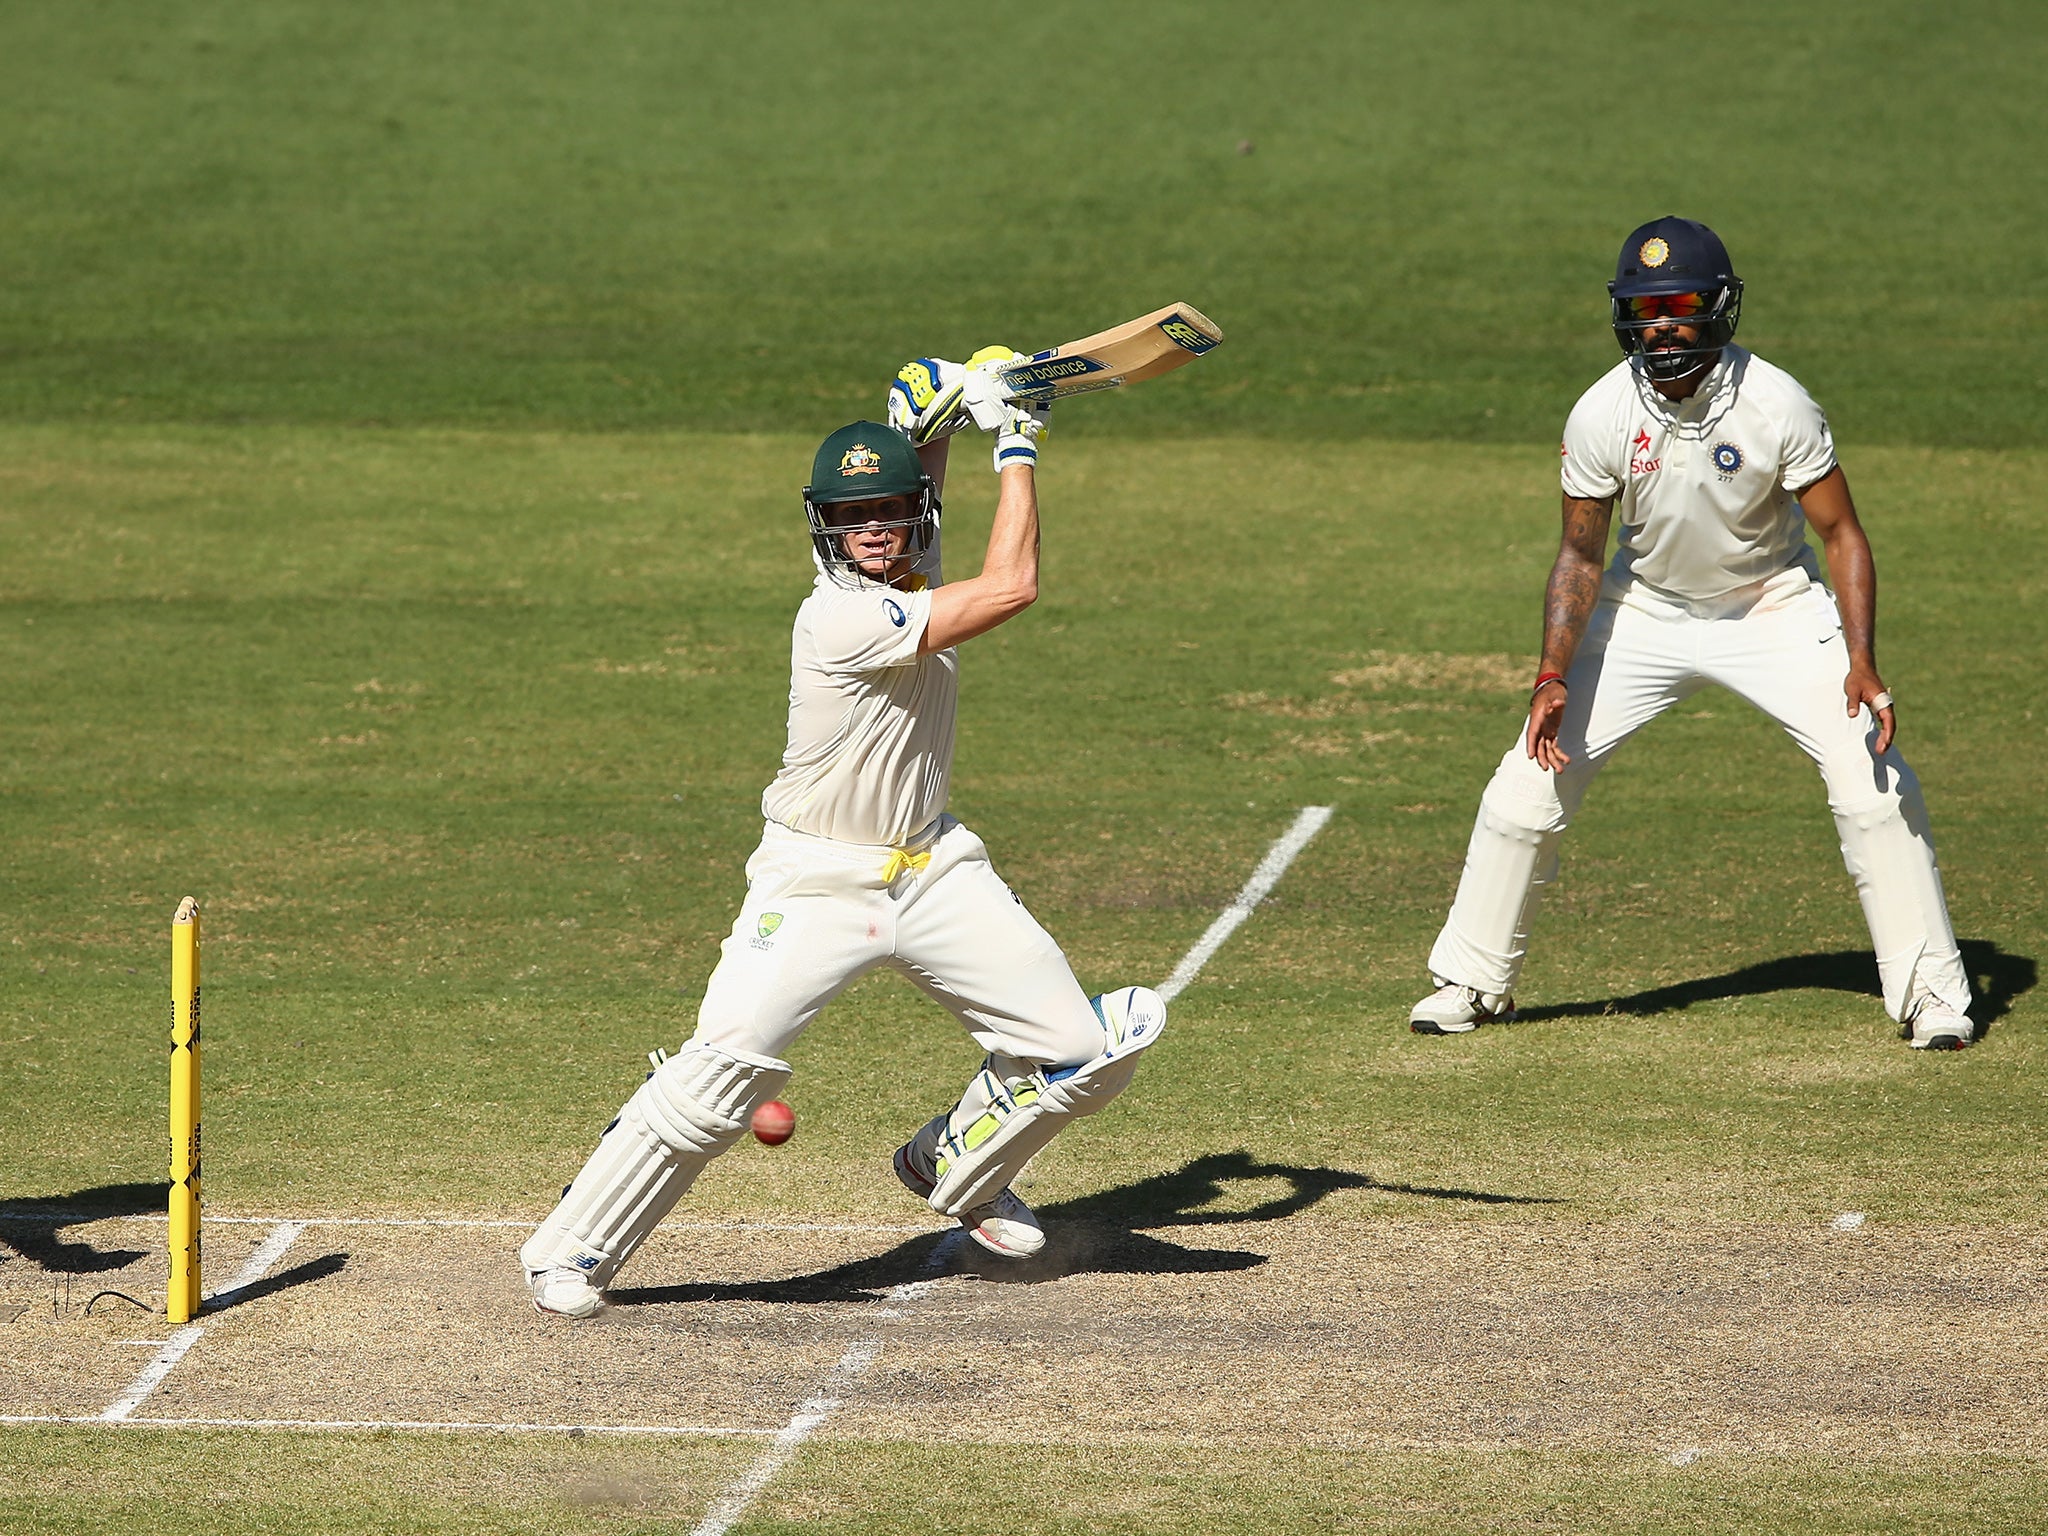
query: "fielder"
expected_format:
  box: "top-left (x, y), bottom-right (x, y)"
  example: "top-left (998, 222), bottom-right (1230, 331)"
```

top-left (1411, 216), bottom-right (1974, 1050)
top-left (521, 353), bottom-right (1167, 1318)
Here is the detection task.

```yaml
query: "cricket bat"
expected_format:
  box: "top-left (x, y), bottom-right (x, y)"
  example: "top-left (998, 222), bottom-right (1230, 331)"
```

top-left (994, 303), bottom-right (1224, 404)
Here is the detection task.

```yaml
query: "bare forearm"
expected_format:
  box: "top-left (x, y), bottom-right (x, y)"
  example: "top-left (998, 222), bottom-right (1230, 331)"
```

top-left (1794, 464), bottom-right (1896, 746)
top-left (1525, 494), bottom-right (1611, 769)
top-left (1539, 495), bottom-right (1614, 675)
top-left (1539, 550), bottom-right (1603, 674)
top-left (1796, 466), bottom-right (1877, 667)
top-left (981, 464), bottom-right (1040, 603)
top-left (919, 464), bottom-right (1037, 652)
top-left (1824, 526), bottom-right (1877, 667)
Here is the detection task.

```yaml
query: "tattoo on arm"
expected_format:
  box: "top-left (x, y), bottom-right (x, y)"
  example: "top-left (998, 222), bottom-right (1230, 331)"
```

top-left (1540, 496), bottom-right (1613, 674)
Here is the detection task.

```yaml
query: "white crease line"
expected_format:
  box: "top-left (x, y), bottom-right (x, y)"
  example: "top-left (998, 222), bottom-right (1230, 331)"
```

top-left (687, 1232), bottom-right (963, 1536)
top-left (97, 1325), bottom-right (204, 1422)
top-left (1158, 806), bottom-right (1335, 1003)
top-left (0, 1212), bottom-right (930, 1233)
top-left (688, 1343), bottom-right (880, 1536)
top-left (687, 807), bottom-right (1335, 1531)
top-left (0, 1413), bottom-right (773, 1437)
top-left (98, 1220), bottom-right (305, 1422)
top-left (16, 813), bottom-right (1331, 1469)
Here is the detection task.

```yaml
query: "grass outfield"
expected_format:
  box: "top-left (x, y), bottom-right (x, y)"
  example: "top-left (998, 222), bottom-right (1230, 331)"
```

top-left (3, 426), bottom-right (2044, 1531)
top-left (7, 1429), bottom-right (2048, 1535)
top-left (5, 0), bottom-right (2047, 1526)
top-left (4, 426), bottom-right (2041, 1224)
top-left (2, 0), bottom-right (2044, 445)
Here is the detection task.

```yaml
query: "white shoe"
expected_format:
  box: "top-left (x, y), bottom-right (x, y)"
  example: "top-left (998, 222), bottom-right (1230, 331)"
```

top-left (1901, 992), bottom-right (1973, 1051)
top-left (527, 1265), bottom-right (606, 1319)
top-left (957, 1186), bottom-right (1046, 1258)
top-left (893, 1137), bottom-right (1046, 1260)
top-left (1410, 980), bottom-right (1515, 1035)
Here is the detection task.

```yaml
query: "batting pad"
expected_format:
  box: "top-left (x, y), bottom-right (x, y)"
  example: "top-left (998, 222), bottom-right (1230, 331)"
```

top-left (520, 1042), bottom-right (792, 1287)
top-left (1833, 766), bottom-right (1973, 1021)
top-left (926, 986), bottom-right (1166, 1216)
top-left (1427, 789), bottom-right (1565, 998)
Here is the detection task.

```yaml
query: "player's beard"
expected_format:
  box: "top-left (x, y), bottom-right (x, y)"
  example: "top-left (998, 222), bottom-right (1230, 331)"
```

top-left (1641, 330), bottom-right (1709, 382)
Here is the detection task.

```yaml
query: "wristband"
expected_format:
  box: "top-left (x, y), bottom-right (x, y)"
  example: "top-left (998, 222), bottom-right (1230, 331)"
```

top-left (1532, 671), bottom-right (1567, 694)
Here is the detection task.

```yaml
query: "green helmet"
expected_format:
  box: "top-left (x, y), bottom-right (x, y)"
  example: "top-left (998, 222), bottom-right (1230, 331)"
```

top-left (806, 422), bottom-right (925, 502)
top-left (801, 421), bottom-right (939, 582)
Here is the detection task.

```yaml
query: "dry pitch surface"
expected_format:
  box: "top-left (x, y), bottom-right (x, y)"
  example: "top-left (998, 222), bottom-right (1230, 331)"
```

top-left (7, 1201), bottom-right (2044, 1460)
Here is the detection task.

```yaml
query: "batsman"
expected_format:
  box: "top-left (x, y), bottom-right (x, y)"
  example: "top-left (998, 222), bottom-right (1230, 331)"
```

top-left (521, 352), bottom-right (1167, 1317)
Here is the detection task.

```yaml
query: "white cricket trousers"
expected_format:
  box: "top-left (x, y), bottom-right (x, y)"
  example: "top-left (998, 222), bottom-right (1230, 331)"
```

top-left (1429, 570), bottom-right (1972, 1022)
top-left (518, 814), bottom-right (1103, 1289)
top-left (692, 815), bottom-right (1103, 1068)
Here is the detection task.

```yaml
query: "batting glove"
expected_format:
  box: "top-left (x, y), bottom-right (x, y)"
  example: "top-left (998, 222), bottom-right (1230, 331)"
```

top-left (888, 357), bottom-right (968, 446)
top-left (888, 344), bottom-right (1021, 447)
top-left (992, 398), bottom-right (1050, 472)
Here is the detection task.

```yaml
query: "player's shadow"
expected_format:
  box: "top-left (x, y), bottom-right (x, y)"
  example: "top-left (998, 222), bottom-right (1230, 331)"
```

top-left (611, 1151), bottom-right (1553, 1308)
top-left (0, 1182), bottom-right (162, 1273)
top-left (0, 1182), bottom-right (347, 1313)
top-left (1514, 938), bottom-right (2034, 1039)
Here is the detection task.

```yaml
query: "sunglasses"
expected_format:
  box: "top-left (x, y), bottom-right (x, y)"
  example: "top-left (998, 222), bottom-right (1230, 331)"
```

top-left (1624, 291), bottom-right (1713, 321)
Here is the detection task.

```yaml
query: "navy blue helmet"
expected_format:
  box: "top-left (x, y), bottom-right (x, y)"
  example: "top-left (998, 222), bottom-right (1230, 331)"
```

top-left (1608, 217), bottom-right (1743, 382)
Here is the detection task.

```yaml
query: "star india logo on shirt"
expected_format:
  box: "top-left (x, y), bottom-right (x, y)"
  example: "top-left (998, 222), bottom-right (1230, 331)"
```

top-left (838, 444), bottom-right (883, 477)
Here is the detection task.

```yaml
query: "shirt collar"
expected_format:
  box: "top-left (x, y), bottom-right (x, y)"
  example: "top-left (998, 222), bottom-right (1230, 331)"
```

top-left (1634, 345), bottom-right (1738, 416)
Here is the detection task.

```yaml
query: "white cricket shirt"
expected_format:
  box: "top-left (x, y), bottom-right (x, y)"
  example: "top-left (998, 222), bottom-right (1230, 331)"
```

top-left (760, 569), bottom-right (957, 847)
top-left (1559, 345), bottom-right (1838, 600)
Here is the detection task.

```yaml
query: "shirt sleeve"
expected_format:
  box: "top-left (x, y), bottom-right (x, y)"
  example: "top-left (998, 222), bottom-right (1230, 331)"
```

top-left (1558, 383), bottom-right (1622, 500)
top-left (1778, 377), bottom-right (1838, 492)
top-left (809, 586), bottom-right (932, 672)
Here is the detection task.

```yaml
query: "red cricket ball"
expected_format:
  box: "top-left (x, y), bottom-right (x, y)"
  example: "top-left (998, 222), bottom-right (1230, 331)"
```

top-left (751, 1100), bottom-right (796, 1146)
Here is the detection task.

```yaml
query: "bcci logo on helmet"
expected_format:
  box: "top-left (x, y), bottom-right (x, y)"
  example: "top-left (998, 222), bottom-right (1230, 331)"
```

top-left (838, 444), bottom-right (883, 478)
top-left (1639, 237), bottom-right (1671, 268)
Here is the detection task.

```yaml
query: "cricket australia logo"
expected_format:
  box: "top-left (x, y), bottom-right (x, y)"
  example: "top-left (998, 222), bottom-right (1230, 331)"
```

top-left (1711, 441), bottom-right (1744, 479)
top-left (750, 912), bottom-right (784, 951)
top-left (838, 444), bottom-right (882, 478)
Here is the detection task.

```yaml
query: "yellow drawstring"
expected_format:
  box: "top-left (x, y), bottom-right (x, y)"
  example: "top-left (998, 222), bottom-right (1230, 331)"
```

top-left (879, 847), bottom-right (933, 884)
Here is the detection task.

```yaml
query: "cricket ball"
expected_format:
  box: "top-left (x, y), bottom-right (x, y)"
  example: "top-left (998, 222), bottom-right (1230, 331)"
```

top-left (751, 1100), bottom-right (796, 1146)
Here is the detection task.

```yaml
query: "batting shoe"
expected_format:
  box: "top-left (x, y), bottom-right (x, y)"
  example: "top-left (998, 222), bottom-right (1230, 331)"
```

top-left (1901, 990), bottom-right (1974, 1051)
top-left (1409, 980), bottom-right (1515, 1035)
top-left (892, 1137), bottom-right (1046, 1260)
top-left (526, 1265), bottom-right (606, 1320)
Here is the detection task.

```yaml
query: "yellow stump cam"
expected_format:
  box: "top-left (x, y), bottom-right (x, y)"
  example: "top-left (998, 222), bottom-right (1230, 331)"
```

top-left (169, 896), bottom-right (202, 1322)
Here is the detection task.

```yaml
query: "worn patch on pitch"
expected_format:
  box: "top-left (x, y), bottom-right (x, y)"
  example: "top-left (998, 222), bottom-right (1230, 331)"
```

top-left (4, 1214), bottom-right (2044, 1455)
top-left (842, 1216), bottom-right (2048, 1455)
